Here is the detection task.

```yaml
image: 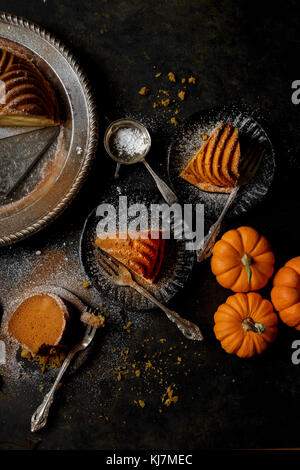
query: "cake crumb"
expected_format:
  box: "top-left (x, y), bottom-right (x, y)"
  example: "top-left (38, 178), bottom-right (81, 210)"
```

top-left (170, 117), bottom-right (179, 126)
top-left (139, 86), bottom-right (150, 95)
top-left (145, 360), bottom-right (153, 370)
top-left (138, 399), bottom-right (145, 408)
top-left (188, 76), bottom-right (196, 84)
top-left (178, 90), bottom-right (186, 100)
top-left (161, 98), bottom-right (170, 107)
top-left (201, 133), bottom-right (208, 140)
top-left (82, 281), bottom-right (90, 288)
top-left (181, 78), bottom-right (186, 83)
top-left (80, 311), bottom-right (105, 329)
top-left (21, 347), bottom-right (66, 372)
top-left (168, 72), bottom-right (176, 82)
top-left (162, 385), bottom-right (178, 407)
top-left (21, 348), bottom-right (31, 360)
top-left (123, 321), bottom-right (132, 333)
top-left (155, 72), bottom-right (161, 78)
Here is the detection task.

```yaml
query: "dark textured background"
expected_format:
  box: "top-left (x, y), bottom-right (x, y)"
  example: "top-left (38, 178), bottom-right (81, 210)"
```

top-left (0, 0), bottom-right (299, 451)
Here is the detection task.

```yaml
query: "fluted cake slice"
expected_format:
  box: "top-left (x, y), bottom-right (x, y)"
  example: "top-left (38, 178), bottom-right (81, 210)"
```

top-left (0, 45), bottom-right (60, 127)
top-left (180, 121), bottom-right (241, 193)
top-left (95, 230), bottom-right (165, 283)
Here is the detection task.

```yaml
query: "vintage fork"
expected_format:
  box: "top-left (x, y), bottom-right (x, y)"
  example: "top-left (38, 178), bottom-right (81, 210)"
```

top-left (97, 250), bottom-right (203, 341)
top-left (197, 144), bottom-right (265, 262)
top-left (31, 308), bottom-right (97, 433)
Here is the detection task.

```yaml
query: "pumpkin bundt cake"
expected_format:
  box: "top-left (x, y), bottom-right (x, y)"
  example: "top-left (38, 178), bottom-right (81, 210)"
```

top-left (8, 293), bottom-right (69, 355)
top-left (0, 45), bottom-right (60, 126)
top-left (180, 121), bottom-right (241, 193)
top-left (95, 230), bottom-right (165, 283)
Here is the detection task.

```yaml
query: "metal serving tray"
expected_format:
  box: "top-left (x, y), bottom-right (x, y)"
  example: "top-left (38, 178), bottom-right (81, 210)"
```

top-left (0, 12), bottom-right (98, 246)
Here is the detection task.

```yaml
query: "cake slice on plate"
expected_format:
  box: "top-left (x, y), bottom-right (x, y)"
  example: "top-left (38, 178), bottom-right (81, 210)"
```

top-left (180, 121), bottom-right (241, 193)
top-left (95, 230), bottom-right (165, 283)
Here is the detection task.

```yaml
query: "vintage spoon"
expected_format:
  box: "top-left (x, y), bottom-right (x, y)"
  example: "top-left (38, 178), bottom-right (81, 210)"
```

top-left (104, 118), bottom-right (177, 205)
top-left (30, 286), bottom-right (103, 432)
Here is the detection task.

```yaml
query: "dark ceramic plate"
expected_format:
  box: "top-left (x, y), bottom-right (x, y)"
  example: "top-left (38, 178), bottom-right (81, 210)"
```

top-left (79, 186), bottom-right (196, 311)
top-left (167, 105), bottom-right (276, 218)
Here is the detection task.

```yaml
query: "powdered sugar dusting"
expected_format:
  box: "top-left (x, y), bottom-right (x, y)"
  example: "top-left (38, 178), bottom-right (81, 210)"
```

top-left (0, 229), bottom-right (154, 399)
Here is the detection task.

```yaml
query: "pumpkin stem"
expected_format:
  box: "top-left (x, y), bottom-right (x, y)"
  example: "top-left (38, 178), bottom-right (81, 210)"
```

top-left (241, 253), bottom-right (252, 284)
top-left (242, 317), bottom-right (266, 334)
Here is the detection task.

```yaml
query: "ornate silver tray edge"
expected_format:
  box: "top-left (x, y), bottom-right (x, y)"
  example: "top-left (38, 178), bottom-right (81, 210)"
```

top-left (0, 11), bottom-right (98, 246)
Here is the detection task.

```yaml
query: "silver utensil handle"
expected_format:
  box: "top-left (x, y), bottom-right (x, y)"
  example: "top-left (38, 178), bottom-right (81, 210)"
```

top-left (31, 348), bottom-right (77, 432)
top-left (114, 162), bottom-right (121, 180)
top-left (197, 185), bottom-right (240, 262)
top-left (143, 160), bottom-right (177, 205)
top-left (133, 282), bottom-right (203, 341)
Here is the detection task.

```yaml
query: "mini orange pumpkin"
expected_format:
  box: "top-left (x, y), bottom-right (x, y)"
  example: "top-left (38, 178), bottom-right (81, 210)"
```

top-left (271, 257), bottom-right (300, 329)
top-left (211, 226), bottom-right (275, 292)
top-left (214, 292), bottom-right (278, 357)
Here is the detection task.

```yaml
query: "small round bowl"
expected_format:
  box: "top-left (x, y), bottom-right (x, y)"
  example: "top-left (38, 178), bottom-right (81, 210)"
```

top-left (104, 118), bottom-right (151, 164)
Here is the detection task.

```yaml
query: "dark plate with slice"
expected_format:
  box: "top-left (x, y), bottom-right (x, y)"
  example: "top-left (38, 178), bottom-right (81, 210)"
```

top-left (79, 184), bottom-right (196, 312)
top-left (167, 105), bottom-right (276, 219)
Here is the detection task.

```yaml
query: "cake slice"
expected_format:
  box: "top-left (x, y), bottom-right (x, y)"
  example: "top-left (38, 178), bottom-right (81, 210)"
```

top-left (95, 230), bottom-right (165, 283)
top-left (8, 293), bottom-right (69, 355)
top-left (0, 47), bottom-right (60, 127)
top-left (180, 121), bottom-right (241, 193)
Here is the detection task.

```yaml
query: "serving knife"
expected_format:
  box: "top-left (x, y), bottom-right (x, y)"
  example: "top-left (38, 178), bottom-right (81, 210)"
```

top-left (0, 126), bottom-right (60, 199)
